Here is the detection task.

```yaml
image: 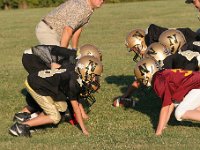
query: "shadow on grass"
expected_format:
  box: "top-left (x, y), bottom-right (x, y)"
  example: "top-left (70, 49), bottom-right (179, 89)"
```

top-left (105, 75), bottom-right (135, 94)
top-left (105, 75), bottom-right (200, 130)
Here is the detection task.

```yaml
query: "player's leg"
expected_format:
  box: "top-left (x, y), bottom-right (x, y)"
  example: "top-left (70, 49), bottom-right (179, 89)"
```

top-left (9, 80), bottom-right (67, 137)
top-left (175, 89), bottom-right (200, 121)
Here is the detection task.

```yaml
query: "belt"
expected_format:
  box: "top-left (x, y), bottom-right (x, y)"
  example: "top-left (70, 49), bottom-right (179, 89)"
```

top-left (42, 19), bottom-right (53, 30)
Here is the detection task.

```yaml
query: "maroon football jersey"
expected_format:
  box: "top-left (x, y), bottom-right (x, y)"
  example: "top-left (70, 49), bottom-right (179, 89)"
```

top-left (152, 69), bottom-right (200, 107)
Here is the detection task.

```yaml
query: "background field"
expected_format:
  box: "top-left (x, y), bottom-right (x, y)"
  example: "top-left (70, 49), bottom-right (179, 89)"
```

top-left (0, 0), bottom-right (200, 149)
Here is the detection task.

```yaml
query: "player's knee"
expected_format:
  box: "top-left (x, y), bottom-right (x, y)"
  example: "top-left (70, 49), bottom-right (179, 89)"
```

top-left (49, 111), bottom-right (61, 124)
top-left (175, 108), bottom-right (185, 121)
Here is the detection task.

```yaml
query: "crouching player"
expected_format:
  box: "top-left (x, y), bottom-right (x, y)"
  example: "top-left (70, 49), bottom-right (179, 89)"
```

top-left (152, 69), bottom-right (200, 136)
top-left (125, 58), bottom-right (200, 136)
top-left (114, 27), bottom-right (200, 107)
top-left (17, 45), bottom-right (77, 119)
top-left (14, 44), bottom-right (102, 124)
top-left (9, 56), bottom-right (103, 137)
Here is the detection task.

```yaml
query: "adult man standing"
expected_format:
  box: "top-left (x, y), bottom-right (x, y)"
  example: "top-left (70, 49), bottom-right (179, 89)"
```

top-left (35, 0), bottom-right (104, 49)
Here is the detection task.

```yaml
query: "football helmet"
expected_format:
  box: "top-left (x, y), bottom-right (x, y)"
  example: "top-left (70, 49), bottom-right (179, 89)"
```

top-left (134, 58), bottom-right (161, 86)
top-left (125, 29), bottom-right (147, 62)
top-left (77, 44), bottom-right (102, 61)
top-left (144, 42), bottom-right (171, 67)
top-left (75, 56), bottom-right (103, 93)
top-left (159, 29), bottom-right (186, 54)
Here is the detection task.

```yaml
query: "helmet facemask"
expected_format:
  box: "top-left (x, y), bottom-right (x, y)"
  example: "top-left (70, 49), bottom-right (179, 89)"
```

top-left (130, 44), bottom-right (147, 62)
top-left (125, 29), bottom-right (147, 62)
top-left (79, 94), bottom-right (96, 113)
top-left (76, 56), bottom-right (103, 95)
top-left (82, 75), bottom-right (101, 95)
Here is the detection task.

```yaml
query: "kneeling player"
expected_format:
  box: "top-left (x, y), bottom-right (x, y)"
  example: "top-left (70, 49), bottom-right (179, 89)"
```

top-left (152, 69), bottom-right (200, 136)
top-left (9, 56), bottom-right (103, 137)
top-left (15, 44), bottom-right (102, 124)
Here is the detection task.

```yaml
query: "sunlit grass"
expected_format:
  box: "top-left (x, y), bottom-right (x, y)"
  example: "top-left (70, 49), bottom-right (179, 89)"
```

top-left (1, 0), bottom-right (200, 149)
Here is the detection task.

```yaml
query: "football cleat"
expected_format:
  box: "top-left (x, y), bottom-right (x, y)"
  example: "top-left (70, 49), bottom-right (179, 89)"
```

top-left (66, 113), bottom-right (78, 125)
top-left (113, 97), bottom-right (136, 108)
top-left (13, 112), bottom-right (32, 123)
top-left (62, 109), bottom-right (78, 125)
top-left (9, 122), bottom-right (31, 137)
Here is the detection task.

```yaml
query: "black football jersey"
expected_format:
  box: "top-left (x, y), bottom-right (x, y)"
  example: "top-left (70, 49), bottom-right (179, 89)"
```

top-left (145, 24), bottom-right (198, 46)
top-left (27, 67), bottom-right (82, 101)
top-left (163, 52), bottom-right (199, 71)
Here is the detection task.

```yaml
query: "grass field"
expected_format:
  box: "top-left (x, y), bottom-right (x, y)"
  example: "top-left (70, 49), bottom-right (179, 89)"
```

top-left (1, 0), bottom-right (200, 149)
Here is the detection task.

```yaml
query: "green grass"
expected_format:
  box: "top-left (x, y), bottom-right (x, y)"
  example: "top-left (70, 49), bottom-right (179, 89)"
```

top-left (1, 0), bottom-right (200, 149)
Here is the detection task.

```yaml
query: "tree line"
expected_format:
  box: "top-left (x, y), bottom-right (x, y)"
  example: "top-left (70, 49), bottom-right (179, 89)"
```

top-left (0, 0), bottom-right (158, 10)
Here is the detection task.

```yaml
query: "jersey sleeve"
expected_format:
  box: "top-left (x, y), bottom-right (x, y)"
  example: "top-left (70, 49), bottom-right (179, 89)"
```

top-left (177, 27), bottom-right (197, 43)
top-left (51, 46), bottom-right (76, 59)
top-left (64, 72), bottom-right (81, 101)
top-left (152, 70), bottom-right (173, 107)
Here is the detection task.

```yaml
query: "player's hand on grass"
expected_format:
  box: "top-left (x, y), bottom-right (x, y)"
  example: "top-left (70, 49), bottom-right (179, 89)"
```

top-left (82, 129), bottom-right (89, 136)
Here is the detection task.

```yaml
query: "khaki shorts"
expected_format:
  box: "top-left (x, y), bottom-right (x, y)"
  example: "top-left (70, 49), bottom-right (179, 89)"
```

top-left (35, 21), bottom-right (72, 48)
top-left (25, 80), bottom-right (67, 124)
top-left (35, 21), bottom-right (60, 46)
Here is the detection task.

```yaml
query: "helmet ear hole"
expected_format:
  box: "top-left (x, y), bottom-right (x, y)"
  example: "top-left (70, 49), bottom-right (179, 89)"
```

top-left (158, 29), bottom-right (186, 54)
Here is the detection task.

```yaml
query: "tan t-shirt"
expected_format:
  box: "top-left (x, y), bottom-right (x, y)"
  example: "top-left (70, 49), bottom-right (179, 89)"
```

top-left (43, 0), bottom-right (93, 39)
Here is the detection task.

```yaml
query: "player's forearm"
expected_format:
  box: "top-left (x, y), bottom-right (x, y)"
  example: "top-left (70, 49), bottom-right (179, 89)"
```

top-left (122, 81), bottom-right (140, 98)
top-left (71, 100), bottom-right (88, 133)
top-left (156, 105), bottom-right (170, 136)
top-left (164, 103), bottom-right (174, 128)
